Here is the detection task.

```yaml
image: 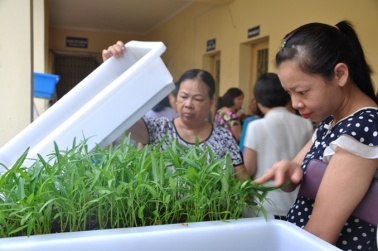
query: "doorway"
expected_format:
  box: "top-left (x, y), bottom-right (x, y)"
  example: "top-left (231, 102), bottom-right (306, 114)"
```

top-left (53, 53), bottom-right (101, 102)
top-left (239, 38), bottom-right (269, 115)
top-left (250, 41), bottom-right (269, 88)
top-left (210, 54), bottom-right (221, 122)
top-left (202, 52), bottom-right (221, 122)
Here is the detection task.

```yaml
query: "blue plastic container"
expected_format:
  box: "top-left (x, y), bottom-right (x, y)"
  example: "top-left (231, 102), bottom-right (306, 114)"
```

top-left (33, 72), bottom-right (60, 99)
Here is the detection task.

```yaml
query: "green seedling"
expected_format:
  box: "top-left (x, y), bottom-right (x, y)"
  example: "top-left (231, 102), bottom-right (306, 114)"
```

top-left (0, 136), bottom-right (278, 237)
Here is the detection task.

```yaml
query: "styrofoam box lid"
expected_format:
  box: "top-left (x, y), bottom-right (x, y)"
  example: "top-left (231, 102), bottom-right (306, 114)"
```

top-left (0, 41), bottom-right (174, 170)
top-left (0, 218), bottom-right (341, 251)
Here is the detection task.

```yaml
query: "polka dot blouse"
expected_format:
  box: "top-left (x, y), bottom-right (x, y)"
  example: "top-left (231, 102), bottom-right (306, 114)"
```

top-left (287, 108), bottom-right (378, 250)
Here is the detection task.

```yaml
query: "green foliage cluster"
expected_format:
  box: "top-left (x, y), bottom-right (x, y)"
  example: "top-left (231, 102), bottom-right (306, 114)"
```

top-left (0, 137), bottom-right (276, 238)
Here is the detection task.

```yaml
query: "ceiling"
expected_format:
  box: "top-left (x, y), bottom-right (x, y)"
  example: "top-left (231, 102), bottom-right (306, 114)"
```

top-left (49, 0), bottom-right (234, 34)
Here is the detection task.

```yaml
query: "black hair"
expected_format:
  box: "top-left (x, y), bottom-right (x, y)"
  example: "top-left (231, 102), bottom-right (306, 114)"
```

top-left (254, 72), bottom-right (290, 108)
top-left (217, 87), bottom-right (244, 109)
top-left (254, 104), bottom-right (264, 117)
top-left (251, 99), bottom-right (264, 117)
top-left (151, 95), bottom-right (171, 112)
top-left (172, 69), bottom-right (216, 99)
top-left (276, 20), bottom-right (377, 104)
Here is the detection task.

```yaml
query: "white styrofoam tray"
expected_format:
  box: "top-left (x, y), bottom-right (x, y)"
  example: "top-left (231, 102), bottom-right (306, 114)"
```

top-left (0, 41), bottom-right (174, 171)
top-left (0, 218), bottom-right (341, 251)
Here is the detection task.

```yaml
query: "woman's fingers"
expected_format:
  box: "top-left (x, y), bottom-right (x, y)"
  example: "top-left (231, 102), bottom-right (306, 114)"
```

top-left (254, 167), bottom-right (276, 184)
top-left (102, 49), bottom-right (112, 62)
top-left (102, 41), bottom-right (125, 62)
top-left (254, 160), bottom-right (303, 187)
top-left (290, 163), bottom-right (303, 184)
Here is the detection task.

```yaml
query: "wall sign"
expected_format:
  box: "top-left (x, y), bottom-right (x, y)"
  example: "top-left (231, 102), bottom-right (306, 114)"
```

top-left (248, 25), bottom-right (260, 39)
top-left (66, 36), bottom-right (88, 48)
top-left (206, 38), bottom-right (216, 52)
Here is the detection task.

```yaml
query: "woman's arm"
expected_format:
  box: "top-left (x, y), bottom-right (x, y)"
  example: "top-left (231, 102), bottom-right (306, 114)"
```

top-left (230, 123), bottom-right (242, 142)
top-left (234, 163), bottom-right (249, 180)
top-left (243, 147), bottom-right (257, 177)
top-left (304, 147), bottom-right (378, 244)
top-left (126, 119), bottom-right (149, 145)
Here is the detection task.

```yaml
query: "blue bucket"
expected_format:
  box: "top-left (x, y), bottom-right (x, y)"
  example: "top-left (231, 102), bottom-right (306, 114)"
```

top-left (33, 72), bottom-right (60, 99)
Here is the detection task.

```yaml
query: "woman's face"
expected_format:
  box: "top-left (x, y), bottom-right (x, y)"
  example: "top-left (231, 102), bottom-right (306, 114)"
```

top-left (233, 95), bottom-right (244, 110)
top-left (176, 78), bottom-right (212, 123)
top-left (249, 98), bottom-right (258, 114)
top-left (277, 61), bottom-right (342, 123)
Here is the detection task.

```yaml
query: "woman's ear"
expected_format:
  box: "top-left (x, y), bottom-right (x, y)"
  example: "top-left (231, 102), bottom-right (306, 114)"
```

top-left (334, 63), bottom-right (349, 87)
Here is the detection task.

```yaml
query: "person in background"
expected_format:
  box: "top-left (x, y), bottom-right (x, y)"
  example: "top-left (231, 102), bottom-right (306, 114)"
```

top-left (145, 94), bottom-right (178, 120)
top-left (214, 87), bottom-right (244, 143)
top-left (102, 41), bottom-right (248, 180)
top-left (239, 98), bottom-right (263, 153)
top-left (255, 21), bottom-right (378, 250)
top-left (243, 72), bottom-right (313, 219)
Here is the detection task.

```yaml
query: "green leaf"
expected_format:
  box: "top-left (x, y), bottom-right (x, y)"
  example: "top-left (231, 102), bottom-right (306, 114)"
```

top-left (17, 178), bottom-right (26, 200)
top-left (8, 225), bottom-right (28, 236)
top-left (38, 198), bottom-right (58, 213)
top-left (138, 184), bottom-right (158, 198)
top-left (27, 216), bottom-right (36, 236)
top-left (21, 212), bottom-right (33, 226)
top-left (138, 205), bottom-right (145, 219)
top-left (26, 193), bottom-right (34, 205)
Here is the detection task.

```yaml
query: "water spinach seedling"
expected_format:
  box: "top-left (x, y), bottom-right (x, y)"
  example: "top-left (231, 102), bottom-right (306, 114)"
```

top-left (0, 136), bottom-right (277, 238)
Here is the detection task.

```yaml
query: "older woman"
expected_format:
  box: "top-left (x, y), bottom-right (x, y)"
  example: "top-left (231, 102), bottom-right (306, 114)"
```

top-left (102, 41), bottom-right (248, 180)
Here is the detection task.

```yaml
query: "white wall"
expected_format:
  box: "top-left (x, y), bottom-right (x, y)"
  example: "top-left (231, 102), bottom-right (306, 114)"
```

top-left (33, 0), bottom-right (49, 117)
top-left (0, 0), bottom-right (33, 147)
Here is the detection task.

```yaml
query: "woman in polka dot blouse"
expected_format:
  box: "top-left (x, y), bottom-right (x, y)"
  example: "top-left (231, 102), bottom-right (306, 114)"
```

top-left (255, 20), bottom-right (378, 250)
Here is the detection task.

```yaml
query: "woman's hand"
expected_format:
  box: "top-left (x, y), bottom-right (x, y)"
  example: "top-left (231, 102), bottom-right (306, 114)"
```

top-left (254, 139), bottom-right (312, 190)
top-left (102, 41), bottom-right (126, 62)
top-left (254, 159), bottom-right (303, 192)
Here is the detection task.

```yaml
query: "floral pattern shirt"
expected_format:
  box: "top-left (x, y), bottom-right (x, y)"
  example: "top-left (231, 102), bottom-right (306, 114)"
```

top-left (214, 110), bottom-right (241, 142)
top-left (142, 116), bottom-right (243, 167)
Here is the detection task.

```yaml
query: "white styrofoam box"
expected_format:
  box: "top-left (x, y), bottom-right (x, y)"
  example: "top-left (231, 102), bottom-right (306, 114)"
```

top-left (0, 218), bottom-right (341, 251)
top-left (0, 41), bottom-right (174, 171)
